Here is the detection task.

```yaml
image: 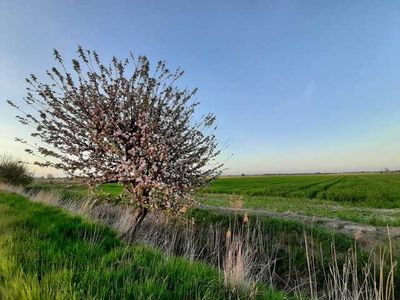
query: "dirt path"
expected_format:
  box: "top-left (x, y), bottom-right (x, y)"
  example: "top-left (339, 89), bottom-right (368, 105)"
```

top-left (199, 204), bottom-right (400, 244)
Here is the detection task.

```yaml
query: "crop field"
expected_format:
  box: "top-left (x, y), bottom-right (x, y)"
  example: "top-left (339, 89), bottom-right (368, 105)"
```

top-left (27, 173), bottom-right (400, 228)
top-left (202, 173), bottom-right (400, 227)
top-left (206, 173), bottom-right (400, 207)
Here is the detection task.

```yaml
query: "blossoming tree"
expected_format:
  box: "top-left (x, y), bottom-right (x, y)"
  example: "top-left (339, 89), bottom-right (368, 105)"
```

top-left (8, 47), bottom-right (222, 234)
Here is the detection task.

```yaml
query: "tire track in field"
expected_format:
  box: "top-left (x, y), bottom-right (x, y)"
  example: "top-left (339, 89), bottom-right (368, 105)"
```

top-left (296, 177), bottom-right (337, 190)
top-left (258, 177), bottom-right (341, 199)
top-left (303, 176), bottom-right (345, 199)
top-left (310, 176), bottom-right (345, 199)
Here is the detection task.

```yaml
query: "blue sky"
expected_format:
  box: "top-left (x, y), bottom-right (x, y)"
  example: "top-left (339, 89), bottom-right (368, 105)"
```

top-left (1, 0), bottom-right (400, 175)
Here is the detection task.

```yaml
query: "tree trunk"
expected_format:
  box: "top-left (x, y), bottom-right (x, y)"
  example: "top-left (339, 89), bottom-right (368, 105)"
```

top-left (123, 206), bottom-right (148, 241)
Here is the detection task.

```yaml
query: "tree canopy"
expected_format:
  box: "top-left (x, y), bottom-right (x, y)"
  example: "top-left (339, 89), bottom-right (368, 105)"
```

top-left (9, 47), bottom-right (222, 222)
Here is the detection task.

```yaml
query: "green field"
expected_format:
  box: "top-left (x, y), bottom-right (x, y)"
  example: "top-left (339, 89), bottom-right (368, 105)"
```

top-left (206, 174), bottom-right (400, 207)
top-left (0, 191), bottom-right (284, 299)
top-left (28, 173), bottom-right (400, 227)
top-left (4, 175), bottom-right (399, 298)
top-left (202, 173), bottom-right (400, 227)
top-left (31, 172), bottom-right (400, 206)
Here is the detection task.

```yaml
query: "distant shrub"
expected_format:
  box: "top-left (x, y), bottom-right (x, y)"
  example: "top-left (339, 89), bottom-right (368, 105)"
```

top-left (0, 155), bottom-right (33, 186)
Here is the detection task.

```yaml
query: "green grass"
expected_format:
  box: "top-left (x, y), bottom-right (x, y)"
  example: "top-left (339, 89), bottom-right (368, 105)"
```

top-left (30, 173), bottom-right (400, 209)
top-left (205, 174), bottom-right (400, 208)
top-left (0, 191), bottom-right (285, 300)
top-left (197, 173), bottom-right (400, 227)
top-left (27, 182), bottom-right (121, 201)
top-left (202, 193), bottom-right (400, 227)
top-left (28, 173), bottom-right (400, 227)
top-left (10, 182), bottom-right (400, 296)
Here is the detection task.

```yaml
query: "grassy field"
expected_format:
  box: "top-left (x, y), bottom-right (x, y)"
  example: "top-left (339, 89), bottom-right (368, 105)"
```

top-left (29, 173), bottom-right (400, 227)
top-left (205, 173), bottom-right (400, 207)
top-left (4, 178), bottom-right (399, 298)
top-left (31, 173), bottom-right (400, 206)
top-left (201, 173), bottom-right (400, 227)
top-left (0, 191), bottom-right (285, 299)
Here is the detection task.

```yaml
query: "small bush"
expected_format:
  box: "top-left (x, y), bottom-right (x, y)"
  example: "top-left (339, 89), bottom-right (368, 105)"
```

top-left (0, 155), bottom-right (33, 186)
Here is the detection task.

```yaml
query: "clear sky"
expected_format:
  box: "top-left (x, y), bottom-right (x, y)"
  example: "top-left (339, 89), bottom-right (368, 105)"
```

top-left (1, 0), bottom-right (400, 176)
